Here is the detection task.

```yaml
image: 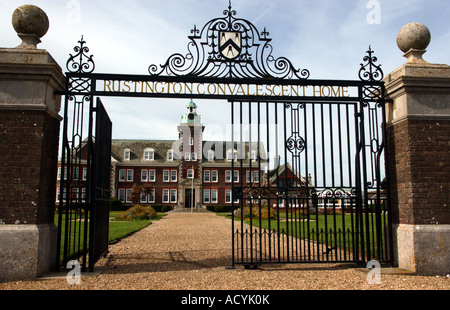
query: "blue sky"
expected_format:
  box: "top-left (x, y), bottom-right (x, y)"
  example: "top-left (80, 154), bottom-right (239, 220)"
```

top-left (1, 0), bottom-right (449, 142)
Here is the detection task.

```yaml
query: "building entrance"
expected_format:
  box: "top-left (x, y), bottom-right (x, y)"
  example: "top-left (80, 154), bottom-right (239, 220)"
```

top-left (185, 189), bottom-right (195, 209)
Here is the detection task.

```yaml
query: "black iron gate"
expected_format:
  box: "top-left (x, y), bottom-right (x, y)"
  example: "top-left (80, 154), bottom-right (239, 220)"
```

top-left (230, 68), bottom-right (392, 267)
top-left (56, 38), bottom-right (112, 272)
top-left (55, 3), bottom-right (392, 271)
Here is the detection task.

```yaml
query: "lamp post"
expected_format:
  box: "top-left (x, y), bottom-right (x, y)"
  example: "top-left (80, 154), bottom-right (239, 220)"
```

top-left (188, 168), bottom-right (194, 213)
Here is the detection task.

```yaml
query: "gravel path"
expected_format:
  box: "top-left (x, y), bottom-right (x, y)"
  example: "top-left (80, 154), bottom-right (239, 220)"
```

top-left (0, 212), bottom-right (449, 291)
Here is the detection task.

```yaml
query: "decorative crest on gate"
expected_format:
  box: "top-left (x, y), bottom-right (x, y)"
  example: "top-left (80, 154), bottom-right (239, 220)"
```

top-left (66, 36), bottom-right (95, 74)
top-left (148, 2), bottom-right (310, 80)
top-left (358, 46), bottom-right (383, 82)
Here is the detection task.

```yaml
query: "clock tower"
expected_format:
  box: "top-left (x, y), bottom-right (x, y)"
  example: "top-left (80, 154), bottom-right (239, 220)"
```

top-left (177, 100), bottom-right (205, 210)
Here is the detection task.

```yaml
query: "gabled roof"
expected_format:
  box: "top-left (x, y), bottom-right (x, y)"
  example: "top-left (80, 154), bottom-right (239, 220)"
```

top-left (111, 139), bottom-right (178, 164)
top-left (268, 163), bottom-right (311, 186)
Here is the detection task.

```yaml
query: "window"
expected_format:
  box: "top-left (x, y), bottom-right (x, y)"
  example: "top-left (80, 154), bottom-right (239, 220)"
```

top-left (163, 189), bottom-right (169, 203)
top-left (191, 152), bottom-right (197, 161)
top-left (208, 150), bottom-right (215, 162)
top-left (149, 169), bottom-right (155, 182)
top-left (203, 189), bottom-right (210, 203)
top-left (82, 168), bottom-right (87, 181)
top-left (72, 188), bottom-right (79, 201)
top-left (189, 137), bottom-right (194, 145)
top-left (163, 170), bottom-right (170, 182)
top-left (81, 188), bottom-right (87, 202)
top-left (225, 171), bottom-right (231, 182)
top-left (233, 170), bottom-right (239, 182)
top-left (119, 169), bottom-right (126, 182)
top-left (170, 189), bottom-right (177, 203)
top-left (171, 170), bottom-right (177, 182)
top-left (127, 169), bottom-right (134, 182)
top-left (126, 189), bottom-right (132, 203)
top-left (148, 189), bottom-right (155, 203)
top-left (246, 170), bottom-right (260, 183)
top-left (204, 170), bottom-right (210, 182)
top-left (250, 150), bottom-right (257, 161)
top-left (141, 169), bottom-right (148, 182)
top-left (57, 167), bottom-right (61, 180)
top-left (167, 150), bottom-right (174, 161)
top-left (73, 167), bottom-right (79, 180)
top-left (118, 189), bottom-right (125, 202)
top-left (56, 188), bottom-right (60, 202)
top-left (211, 170), bottom-right (218, 182)
top-left (124, 149), bottom-right (131, 161)
top-left (140, 191), bottom-right (147, 203)
top-left (225, 189), bottom-right (232, 204)
top-left (187, 168), bottom-right (194, 179)
top-left (185, 152), bottom-right (191, 161)
top-left (253, 171), bottom-right (260, 183)
top-left (144, 148), bottom-right (154, 161)
top-left (211, 189), bottom-right (218, 204)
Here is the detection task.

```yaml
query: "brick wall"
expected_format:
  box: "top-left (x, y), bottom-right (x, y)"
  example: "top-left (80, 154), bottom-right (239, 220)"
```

top-left (0, 110), bottom-right (60, 225)
top-left (387, 118), bottom-right (450, 225)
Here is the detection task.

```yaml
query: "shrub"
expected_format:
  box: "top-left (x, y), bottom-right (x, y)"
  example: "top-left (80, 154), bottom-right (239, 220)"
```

top-left (234, 206), bottom-right (276, 220)
top-left (152, 205), bottom-right (172, 212)
top-left (120, 205), bottom-right (157, 221)
top-left (109, 197), bottom-right (124, 211)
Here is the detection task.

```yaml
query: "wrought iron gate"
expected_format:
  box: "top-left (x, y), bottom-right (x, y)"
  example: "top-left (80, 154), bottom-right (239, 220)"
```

top-left (55, 3), bottom-right (392, 270)
top-left (56, 48), bottom-right (112, 273)
top-left (230, 82), bottom-right (392, 267)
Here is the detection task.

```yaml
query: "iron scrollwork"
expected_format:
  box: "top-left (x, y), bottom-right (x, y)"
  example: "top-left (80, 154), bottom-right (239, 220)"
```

top-left (149, 3), bottom-right (310, 79)
top-left (66, 36), bottom-right (95, 74)
top-left (359, 46), bottom-right (383, 83)
top-left (66, 36), bottom-right (95, 94)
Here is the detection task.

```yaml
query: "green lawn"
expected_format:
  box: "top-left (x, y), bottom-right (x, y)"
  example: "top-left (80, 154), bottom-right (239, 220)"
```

top-left (55, 211), bottom-right (166, 261)
top-left (222, 210), bottom-right (389, 258)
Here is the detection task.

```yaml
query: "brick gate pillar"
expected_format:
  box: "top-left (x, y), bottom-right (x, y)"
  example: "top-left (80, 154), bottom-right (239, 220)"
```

top-left (0, 5), bottom-right (65, 281)
top-left (384, 23), bottom-right (450, 275)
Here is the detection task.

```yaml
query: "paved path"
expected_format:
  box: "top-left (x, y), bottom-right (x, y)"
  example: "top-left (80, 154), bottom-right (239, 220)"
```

top-left (0, 212), bottom-right (449, 291)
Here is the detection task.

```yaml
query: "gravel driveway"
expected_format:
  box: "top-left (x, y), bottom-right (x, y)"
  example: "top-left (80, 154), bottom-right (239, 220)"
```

top-left (0, 212), bottom-right (449, 291)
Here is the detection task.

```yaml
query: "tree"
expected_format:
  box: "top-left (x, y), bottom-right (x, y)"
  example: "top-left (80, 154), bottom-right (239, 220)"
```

top-left (129, 184), bottom-right (154, 206)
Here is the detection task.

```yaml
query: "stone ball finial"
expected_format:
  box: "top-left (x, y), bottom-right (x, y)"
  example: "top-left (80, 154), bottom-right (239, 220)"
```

top-left (396, 22), bottom-right (431, 63)
top-left (12, 5), bottom-right (49, 48)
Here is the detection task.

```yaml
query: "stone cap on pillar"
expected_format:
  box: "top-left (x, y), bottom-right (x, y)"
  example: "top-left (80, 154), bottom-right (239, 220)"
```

top-left (12, 4), bottom-right (49, 49)
top-left (0, 5), bottom-right (65, 119)
top-left (383, 22), bottom-right (450, 124)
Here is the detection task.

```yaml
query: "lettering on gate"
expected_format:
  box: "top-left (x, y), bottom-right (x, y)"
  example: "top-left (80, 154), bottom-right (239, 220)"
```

top-left (102, 80), bottom-right (353, 98)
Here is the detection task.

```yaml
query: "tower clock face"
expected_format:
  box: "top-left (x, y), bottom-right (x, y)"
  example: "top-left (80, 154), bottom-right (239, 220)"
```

top-left (188, 113), bottom-right (195, 120)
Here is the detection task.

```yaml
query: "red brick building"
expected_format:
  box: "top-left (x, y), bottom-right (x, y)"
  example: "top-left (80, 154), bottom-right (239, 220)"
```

top-left (57, 100), bottom-right (274, 210)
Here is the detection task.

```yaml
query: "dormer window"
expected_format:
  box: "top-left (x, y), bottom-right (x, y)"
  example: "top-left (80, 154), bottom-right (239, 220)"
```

top-left (124, 149), bottom-right (131, 161)
top-left (226, 149), bottom-right (237, 162)
top-left (167, 150), bottom-right (174, 161)
top-left (144, 148), bottom-right (155, 161)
